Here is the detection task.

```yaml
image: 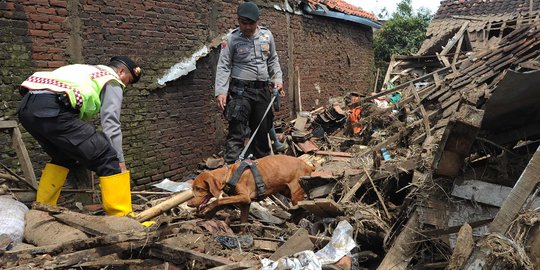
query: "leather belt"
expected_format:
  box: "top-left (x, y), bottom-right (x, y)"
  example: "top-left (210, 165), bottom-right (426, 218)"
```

top-left (232, 79), bottom-right (268, 89)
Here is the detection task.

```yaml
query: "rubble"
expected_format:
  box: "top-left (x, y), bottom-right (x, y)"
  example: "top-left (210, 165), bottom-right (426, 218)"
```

top-left (1, 7), bottom-right (540, 270)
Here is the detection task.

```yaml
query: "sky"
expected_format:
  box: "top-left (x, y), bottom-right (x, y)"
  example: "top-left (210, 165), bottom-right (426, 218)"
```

top-left (344, 0), bottom-right (441, 18)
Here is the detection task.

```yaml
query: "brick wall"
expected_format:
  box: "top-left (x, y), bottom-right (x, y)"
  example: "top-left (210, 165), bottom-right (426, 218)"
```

top-left (0, 0), bottom-right (373, 188)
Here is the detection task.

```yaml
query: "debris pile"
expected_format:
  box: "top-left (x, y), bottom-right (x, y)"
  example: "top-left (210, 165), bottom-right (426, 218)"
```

top-left (1, 12), bottom-right (540, 270)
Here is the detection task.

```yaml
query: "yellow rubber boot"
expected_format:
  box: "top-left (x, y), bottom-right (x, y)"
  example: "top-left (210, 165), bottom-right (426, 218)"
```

top-left (100, 171), bottom-right (133, 216)
top-left (36, 163), bottom-right (69, 206)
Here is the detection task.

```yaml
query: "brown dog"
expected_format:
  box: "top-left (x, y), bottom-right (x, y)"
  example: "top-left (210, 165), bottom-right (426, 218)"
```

top-left (188, 155), bottom-right (314, 223)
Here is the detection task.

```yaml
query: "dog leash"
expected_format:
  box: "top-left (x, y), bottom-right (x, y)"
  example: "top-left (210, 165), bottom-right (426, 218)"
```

top-left (238, 93), bottom-right (276, 161)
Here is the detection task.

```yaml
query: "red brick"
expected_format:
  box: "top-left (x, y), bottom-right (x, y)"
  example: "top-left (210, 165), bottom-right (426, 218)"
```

top-left (33, 53), bottom-right (53, 60)
top-left (28, 13), bottom-right (50, 22)
top-left (47, 61), bottom-right (65, 68)
top-left (0, 2), bottom-right (15, 11)
top-left (50, 16), bottom-right (65, 23)
top-left (29, 29), bottom-right (50, 37)
top-left (41, 23), bottom-right (61, 30)
top-left (50, 0), bottom-right (68, 8)
top-left (36, 7), bottom-right (57, 15)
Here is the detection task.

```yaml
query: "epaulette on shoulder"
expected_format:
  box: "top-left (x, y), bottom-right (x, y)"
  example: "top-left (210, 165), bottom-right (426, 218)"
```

top-left (259, 26), bottom-right (268, 31)
top-left (231, 28), bottom-right (240, 34)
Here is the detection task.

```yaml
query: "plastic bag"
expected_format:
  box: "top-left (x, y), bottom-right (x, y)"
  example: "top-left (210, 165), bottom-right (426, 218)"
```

top-left (0, 195), bottom-right (29, 243)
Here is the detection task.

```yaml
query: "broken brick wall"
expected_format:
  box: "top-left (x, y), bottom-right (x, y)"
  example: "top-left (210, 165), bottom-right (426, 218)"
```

top-left (0, 0), bottom-right (373, 188)
top-left (290, 16), bottom-right (374, 110)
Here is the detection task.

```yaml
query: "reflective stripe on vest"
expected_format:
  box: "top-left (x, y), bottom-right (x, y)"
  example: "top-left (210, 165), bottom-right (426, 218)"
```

top-left (20, 64), bottom-right (124, 120)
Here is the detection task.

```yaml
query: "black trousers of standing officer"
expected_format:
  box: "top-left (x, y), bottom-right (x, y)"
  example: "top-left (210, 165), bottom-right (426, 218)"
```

top-left (224, 79), bottom-right (273, 164)
top-left (18, 92), bottom-right (120, 176)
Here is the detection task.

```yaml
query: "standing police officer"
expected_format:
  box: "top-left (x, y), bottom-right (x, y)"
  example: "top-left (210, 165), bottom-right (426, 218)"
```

top-left (17, 56), bottom-right (142, 217)
top-left (215, 1), bottom-right (284, 164)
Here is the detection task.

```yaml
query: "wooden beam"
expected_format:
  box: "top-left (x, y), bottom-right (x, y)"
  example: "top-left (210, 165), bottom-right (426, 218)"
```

top-left (340, 175), bottom-right (368, 203)
top-left (53, 211), bottom-right (144, 236)
top-left (269, 228), bottom-right (314, 261)
top-left (447, 224), bottom-right (474, 270)
top-left (377, 211), bottom-right (420, 270)
top-left (150, 236), bottom-right (233, 267)
top-left (489, 145), bottom-right (540, 233)
top-left (441, 22), bottom-right (470, 56)
top-left (9, 126), bottom-right (37, 189)
top-left (452, 34), bottom-right (465, 66)
top-left (0, 120), bottom-right (18, 129)
top-left (411, 83), bottom-right (431, 138)
top-left (434, 104), bottom-right (484, 177)
top-left (452, 180), bottom-right (540, 208)
top-left (135, 189), bottom-right (194, 222)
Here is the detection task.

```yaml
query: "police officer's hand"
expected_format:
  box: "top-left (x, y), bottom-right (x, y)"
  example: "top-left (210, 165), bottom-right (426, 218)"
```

top-left (216, 95), bottom-right (227, 112)
top-left (119, 162), bottom-right (128, 172)
top-left (274, 82), bottom-right (285, 97)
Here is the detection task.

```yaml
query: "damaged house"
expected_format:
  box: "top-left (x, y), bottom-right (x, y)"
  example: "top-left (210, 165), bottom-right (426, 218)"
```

top-left (1, 0), bottom-right (539, 269)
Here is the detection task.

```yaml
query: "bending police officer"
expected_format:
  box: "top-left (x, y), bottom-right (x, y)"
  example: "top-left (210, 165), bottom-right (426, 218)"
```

top-left (17, 56), bottom-right (142, 216)
top-left (215, 2), bottom-right (284, 164)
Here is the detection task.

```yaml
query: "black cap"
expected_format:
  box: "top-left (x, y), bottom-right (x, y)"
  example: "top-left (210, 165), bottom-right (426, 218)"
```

top-left (109, 56), bottom-right (142, 84)
top-left (237, 2), bottom-right (260, 21)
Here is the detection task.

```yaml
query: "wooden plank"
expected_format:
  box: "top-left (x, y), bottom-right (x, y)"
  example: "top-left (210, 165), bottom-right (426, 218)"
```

top-left (452, 35), bottom-right (464, 65)
top-left (77, 257), bottom-right (145, 268)
top-left (297, 200), bottom-right (327, 217)
top-left (269, 228), bottom-right (314, 261)
top-left (314, 151), bottom-right (352, 158)
top-left (340, 175), bottom-right (368, 203)
top-left (208, 261), bottom-right (259, 270)
top-left (293, 115), bottom-right (308, 131)
top-left (4, 228), bottom-right (157, 260)
top-left (10, 127), bottom-right (37, 189)
top-left (421, 218), bottom-right (492, 237)
top-left (383, 56), bottom-right (397, 86)
top-left (437, 52), bottom-right (452, 67)
top-left (365, 166), bottom-right (390, 219)
top-left (0, 120), bottom-right (18, 129)
top-left (377, 212), bottom-right (420, 270)
top-left (441, 22), bottom-right (470, 56)
top-left (312, 198), bottom-right (343, 216)
top-left (348, 64), bottom-right (458, 108)
top-left (452, 180), bottom-right (540, 208)
top-left (418, 196), bottom-right (448, 228)
top-left (447, 224), bottom-right (474, 270)
top-left (411, 83), bottom-right (431, 137)
top-left (489, 145), bottom-right (540, 233)
top-left (253, 239), bottom-right (280, 252)
top-left (435, 104), bottom-right (484, 177)
top-left (150, 236), bottom-right (233, 266)
top-left (54, 211), bottom-right (143, 236)
top-left (135, 189), bottom-right (194, 222)
top-left (308, 183), bottom-right (335, 199)
top-left (42, 240), bottom-right (146, 269)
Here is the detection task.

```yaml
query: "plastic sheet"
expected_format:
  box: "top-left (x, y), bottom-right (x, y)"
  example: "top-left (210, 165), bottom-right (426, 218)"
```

top-left (0, 195), bottom-right (29, 243)
top-left (261, 220), bottom-right (356, 270)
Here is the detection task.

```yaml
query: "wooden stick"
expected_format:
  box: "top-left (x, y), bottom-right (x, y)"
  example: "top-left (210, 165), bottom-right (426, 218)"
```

top-left (0, 161), bottom-right (36, 191)
top-left (363, 167), bottom-right (390, 219)
top-left (134, 189), bottom-right (194, 222)
top-left (373, 68), bottom-right (380, 93)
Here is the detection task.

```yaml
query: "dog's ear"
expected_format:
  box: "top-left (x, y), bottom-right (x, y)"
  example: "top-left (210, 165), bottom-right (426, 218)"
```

top-left (205, 173), bottom-right (224, 198)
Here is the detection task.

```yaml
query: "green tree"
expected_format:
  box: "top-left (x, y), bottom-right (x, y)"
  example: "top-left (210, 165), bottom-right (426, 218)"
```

top-left (373, 0), bottom-right (432, 88)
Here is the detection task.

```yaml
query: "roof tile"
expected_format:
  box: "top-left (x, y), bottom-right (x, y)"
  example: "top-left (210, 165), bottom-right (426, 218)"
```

top-left (435, 0), bottom-right (538, 19)
top-left (306, 0), bottom-right (379, 21)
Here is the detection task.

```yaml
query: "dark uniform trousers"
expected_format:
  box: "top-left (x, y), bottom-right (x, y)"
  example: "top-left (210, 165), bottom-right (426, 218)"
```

top-left (18, 92), bottom-right (120, 176)
top-left (224, 79), bottom-right (273, 164)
